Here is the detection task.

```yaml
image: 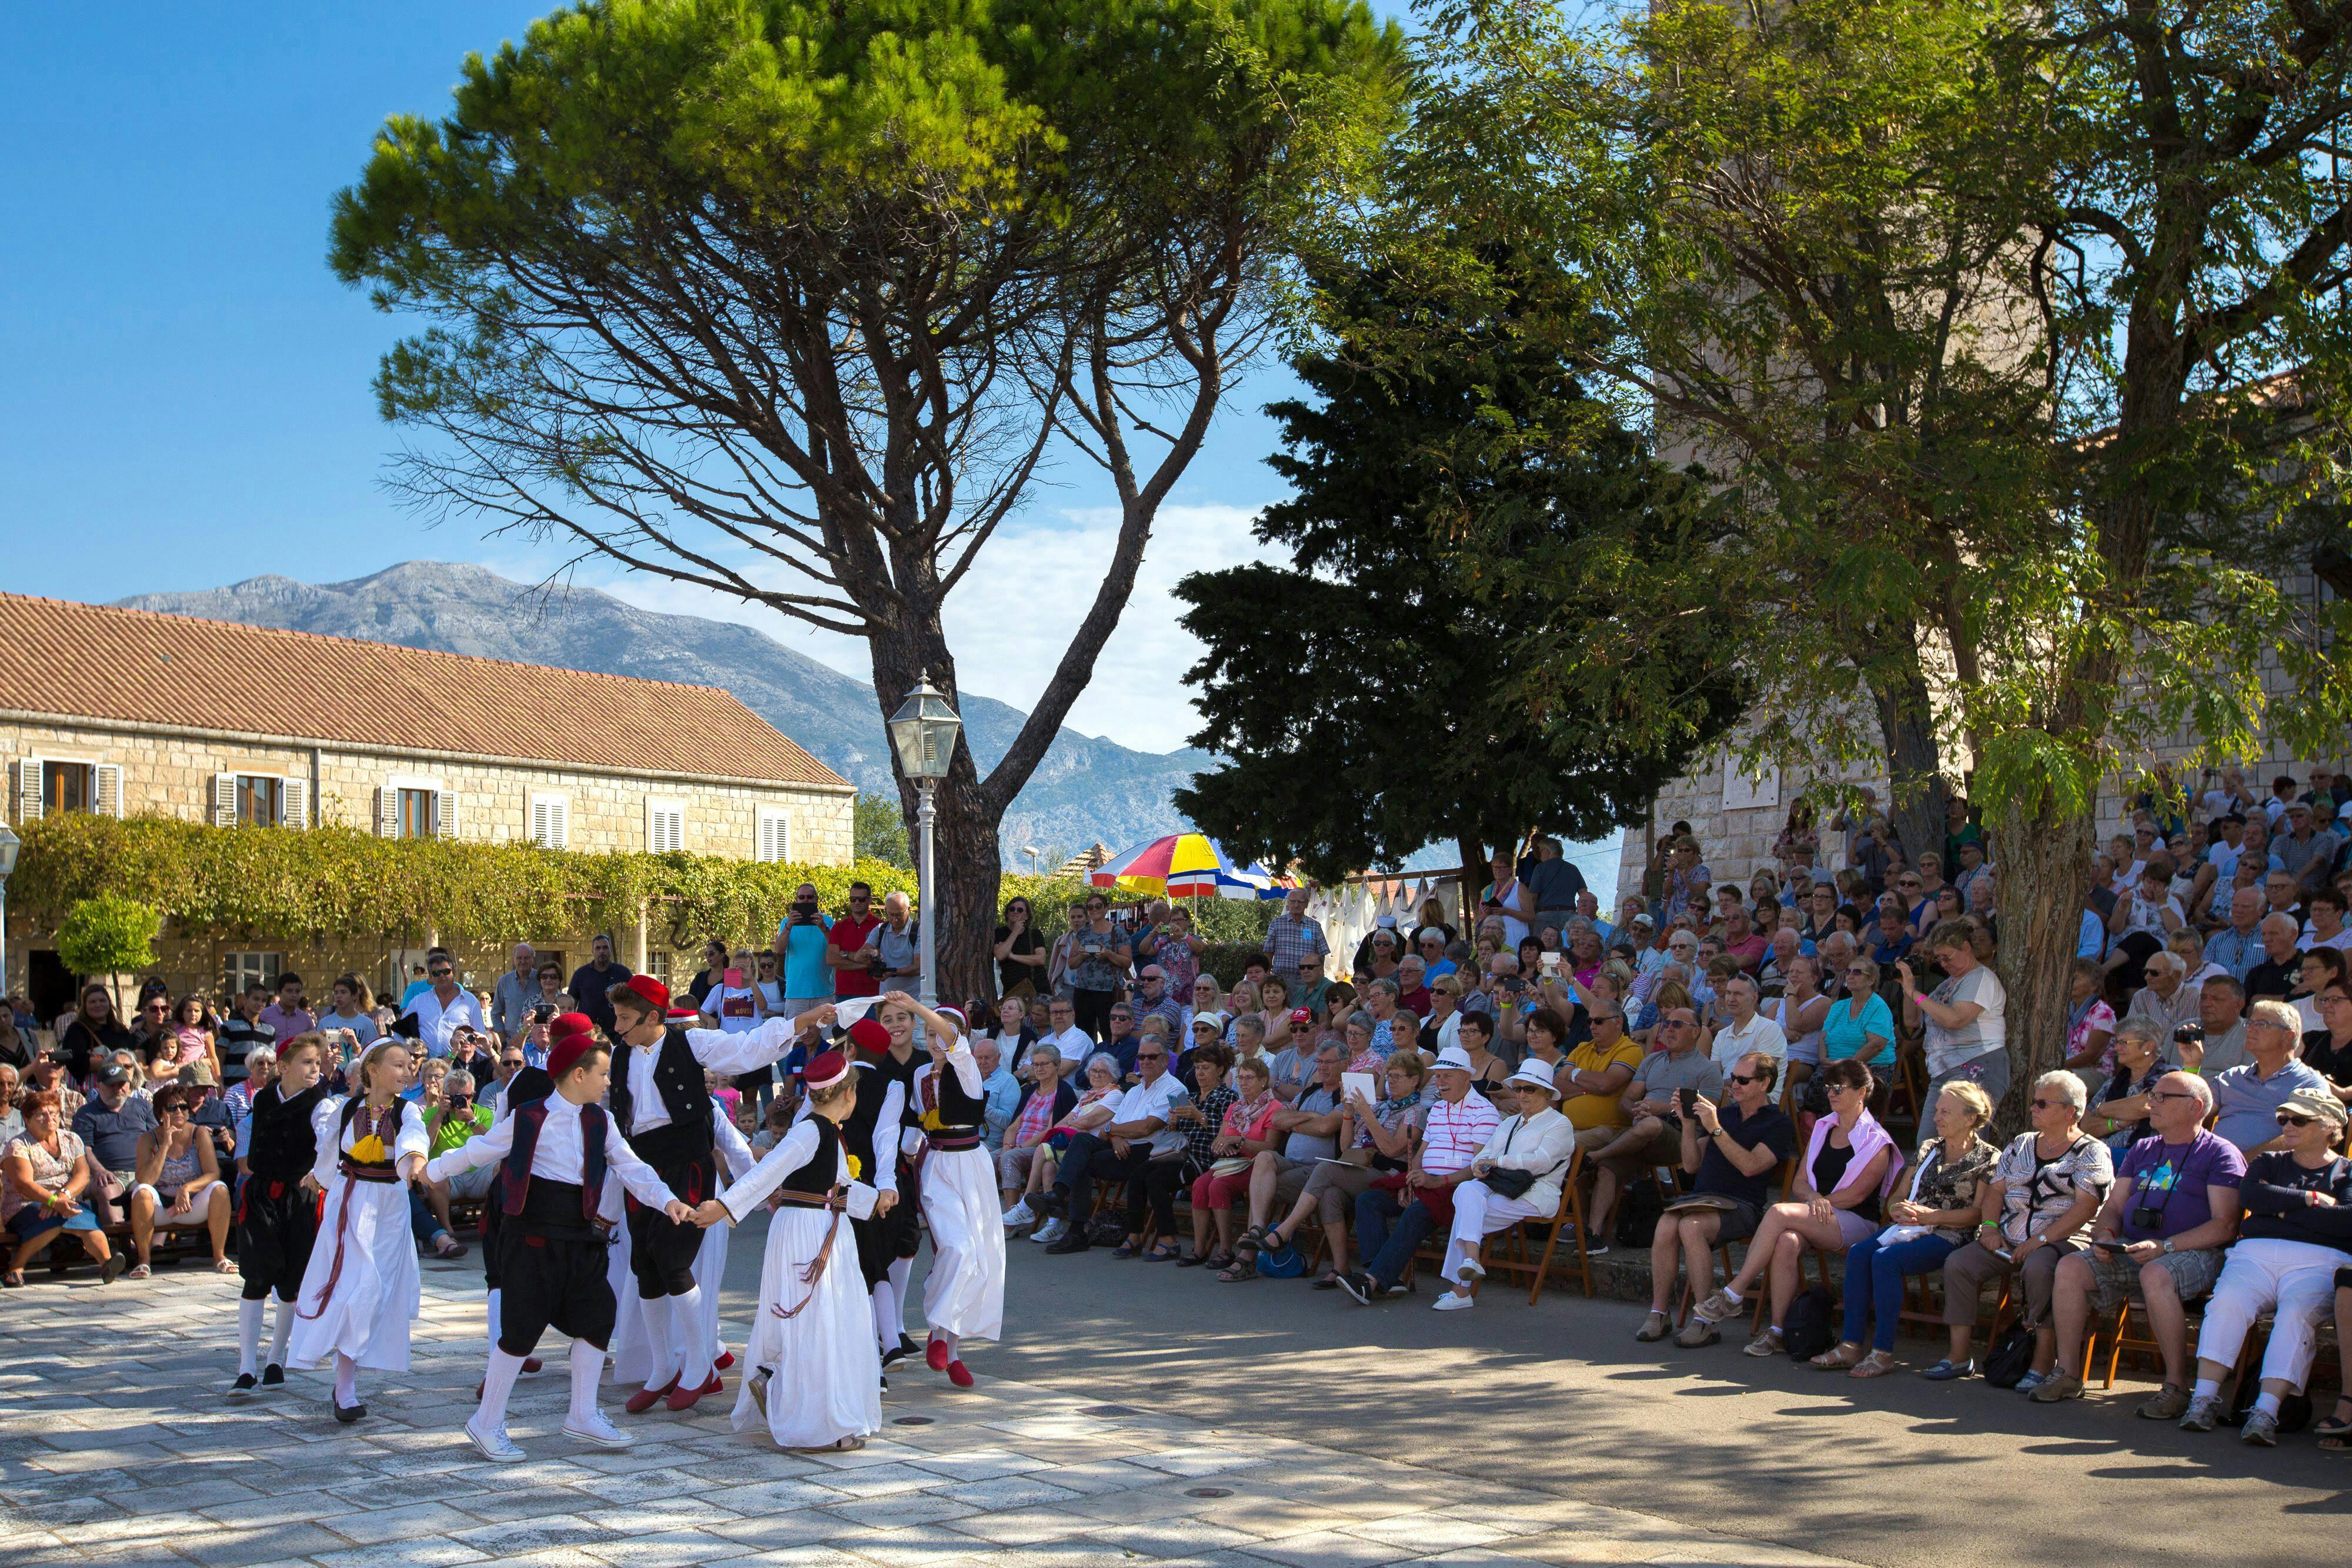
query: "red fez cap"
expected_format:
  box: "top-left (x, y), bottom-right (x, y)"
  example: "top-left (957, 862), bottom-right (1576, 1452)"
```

top-left (619, 974), bottom-right (671, 1012)
top-left (847, 1017), bottom-right (890, 1053)
top-left (803, 1049), bottom-right (850, 1092)
top-left (549, 1011), bottom-right (595, 1044)
top-left (665, 1005), bottom-right (698, 1022)
top-left (547, 1033), bottom-right (602, 1081)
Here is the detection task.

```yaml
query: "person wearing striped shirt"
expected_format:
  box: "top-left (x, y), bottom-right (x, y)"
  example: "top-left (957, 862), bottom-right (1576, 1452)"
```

top-left (1339, 1045), bottom-right (1500, 1303)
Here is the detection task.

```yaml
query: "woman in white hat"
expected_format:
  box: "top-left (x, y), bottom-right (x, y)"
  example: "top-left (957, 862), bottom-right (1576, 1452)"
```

top-left (1433, 1059), bottom-right (1576, 1311)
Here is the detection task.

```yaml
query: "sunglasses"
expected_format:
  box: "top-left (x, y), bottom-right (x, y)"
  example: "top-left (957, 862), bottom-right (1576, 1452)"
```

top-left (1727, 1073), bottom-right (1762, 1085)
top-left (2030, 1098), bottom-right (2062, 1110)
top-left (1137, 1051), bottom-right (1167, 1060)
top-left (429, 969), bottom-right (455, 978)
top-left (2149, 1089), bottom-right (2201, 1102)
top-left (2277, 1113), bottom-right (2320, 1128)
top-left (501, 1057), bottom-right (524, 1068)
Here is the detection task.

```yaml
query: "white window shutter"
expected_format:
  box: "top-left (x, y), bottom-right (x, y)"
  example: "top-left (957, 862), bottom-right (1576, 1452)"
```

top-left (433, 789), bottom-right (457, 840)
top-left (550, 798), bottom-right (569, 849)
top-left (212, 773), bottom-right (238, 827)
top-left (530, 796), bottom-right (550, 847)
top-left (16, 759), bottom-right (43, 823)
top-left (375, 786), bottom-right (397, 837)
top-left (280, 777), bottom-right (306, 829)
top-left (93, 764), bottom-right (123, 817)
top-left (758, 811), bottom-right (789, 863)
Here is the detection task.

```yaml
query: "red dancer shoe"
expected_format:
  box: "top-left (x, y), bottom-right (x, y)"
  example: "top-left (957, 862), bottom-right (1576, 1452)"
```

top-left (624, 1375), bottom-right (678, 1414)
top-left (665, 1372), bottom-right (724, 1412)
top-left (926, 1336), bottom-right (951, 1372)
top-left (947, 1359), bottom-right (975, 1389)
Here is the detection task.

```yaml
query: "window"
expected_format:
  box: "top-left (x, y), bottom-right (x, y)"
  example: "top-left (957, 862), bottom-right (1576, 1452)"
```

top-left (236, 775), bottom-right (282, 828)
top-left (215, 772), bottom-right (304, 828)
top-left (645, 950), bottom-right (673, 987)
top-left (45, 761), bottom-right (93, 814)
top-left (397, 788), bottom-right (433, 840)
top-left (529, 793), bottom-right (570, 850)
top-left (646, 798), bottom-right (685, 854)
top-left (756, 808), bottom-right (790, 863)
top-left (12, 758), bottom-right (118, 820)
top-left (225, 952), bottom-right (283, 995)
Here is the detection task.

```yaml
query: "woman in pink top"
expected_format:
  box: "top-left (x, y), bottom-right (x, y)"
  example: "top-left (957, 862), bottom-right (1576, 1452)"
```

top-left (1188, 1058), bottom-right (1281, 1275)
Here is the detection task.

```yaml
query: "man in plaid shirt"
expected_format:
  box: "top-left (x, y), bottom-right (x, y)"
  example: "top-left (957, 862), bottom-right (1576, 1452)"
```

top-left (1265, 888), bottom-right (1331, 986)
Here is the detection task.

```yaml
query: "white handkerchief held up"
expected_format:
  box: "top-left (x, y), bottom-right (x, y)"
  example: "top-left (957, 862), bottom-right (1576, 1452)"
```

top-left (845, 1181), bottom-right (879, 1221)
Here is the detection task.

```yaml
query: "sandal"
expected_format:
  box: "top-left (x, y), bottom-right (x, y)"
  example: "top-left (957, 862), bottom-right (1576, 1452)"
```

top-left (126, 1263), bottom-right (151, 1281)
top-left (1143, 1243), bottom-right (1181, 1262)
top-left (213, 1258), bottom-right (238, 1275)
top-left (1234, 1225), bottom-right (1271, 1255)
top-left (1110, 1240), bottom-right (1143, 1259)
top-left (1, 1271), bottom-right (22, 1289)
top-left (1215, 1259), bottom-right (1258, 1283)
top-left (1848, 1350), bottom-right (1899, 1379)
top-left (1810, 1343), bottom-right (1864, 1371)
top-left (2317, 1400), bottom-right (2352, 1449)
top-left (1175, 1251), bottom-right (1214, 1268)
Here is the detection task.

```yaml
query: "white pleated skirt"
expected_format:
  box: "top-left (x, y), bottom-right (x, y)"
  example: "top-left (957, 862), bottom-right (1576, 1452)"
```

top-left (732, 1206), bottom-right (881, 1449)
top-left (286, 1176), bottom-right (420, 1373)
top-left (919, 1147), bottom-right (1005, 1343)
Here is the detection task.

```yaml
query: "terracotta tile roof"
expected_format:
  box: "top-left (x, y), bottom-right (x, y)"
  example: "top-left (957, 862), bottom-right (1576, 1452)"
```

top-left (0, 592), bottom-right (848, 789)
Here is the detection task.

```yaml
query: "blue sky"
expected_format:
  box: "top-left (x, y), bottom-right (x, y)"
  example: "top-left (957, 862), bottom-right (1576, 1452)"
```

top-left (0, 5), bottom-right (1314, 753)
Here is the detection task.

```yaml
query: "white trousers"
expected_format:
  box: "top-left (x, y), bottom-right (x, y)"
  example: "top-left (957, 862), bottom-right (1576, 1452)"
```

top-left (1440, 1180), bottom-right (1546, 1286)
top-left (2193, 1236), bottom-right (2346, 1392)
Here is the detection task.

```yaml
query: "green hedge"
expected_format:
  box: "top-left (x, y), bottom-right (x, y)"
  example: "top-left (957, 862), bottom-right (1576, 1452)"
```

top-left (15, 813), bottom-right (1094, 951)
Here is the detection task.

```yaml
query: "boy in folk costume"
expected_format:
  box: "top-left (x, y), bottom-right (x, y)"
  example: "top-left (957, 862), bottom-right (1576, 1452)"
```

top-left (424, 1032), bottom-right (694, 1460)
top-left (836, 1015), bottom-right (918, 1368)
top-left (286, 1040), bottom-right (429, 1423)
top-left (603, 975), bottom-right (834, 1413)
top-left (690, 1048), bottom-right (881, 1451)
top-left (228, 1032), bottom-right (333, 1398)
top-left (470, 1017), bottom-right (563, 1396)
top-left (889, 992), bottom-right (1005, 1387)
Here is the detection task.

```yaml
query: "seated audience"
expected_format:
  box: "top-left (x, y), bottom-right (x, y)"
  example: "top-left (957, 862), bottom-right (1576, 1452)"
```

top-left (995, 1045), bottom-right (1076, 1229)
top-left (1431, 1061), bottom-right (1576, 1312)
top-left (4, 1090), bottom-right (124, 1287)
top-left (1020, 1052), bottom-right (1121, 1245)
top-left (2087, 1018), bottom-right (2169, 1151)
top-left (1693, 1057), bottom-right (1899, 1354)
top-left (2303, 977), bottom-right (2352, 1099)
top-left (1238, 1042), bottom-right (1348, 1248)
top-left (1036, 1035), bottom-right (1190, 1255)
top-left (1820, 957), bottom-right (1896, 1072)
top-left (1641, 1052), bottom-right (1796, 1347)
top-left (1932, 1069), bottom-right (2113, 1388)
top-left (2180, 1088), bottom-right (2352, 1443)
top-left (1181, 1052), bottom-right (1275, 1273)
top-left (2205, 999), bottom-right (2328, 1154)
top-left (71, 1064), bottom-right (156, 1228)
top-left (2036, 1071), bottom-right (2245, 1415)
top-left (128, 1084), bottom-right (232, 1277)
top-left (1254, 1051), bottom-right (1429, 1289)
top-left (1580, 1009), bottom-right (1723, 1252)
top-left (1339, 1045), bottom-right (1500, 1303)
top-left (1813, 1082), bottom-right (1997, 1375)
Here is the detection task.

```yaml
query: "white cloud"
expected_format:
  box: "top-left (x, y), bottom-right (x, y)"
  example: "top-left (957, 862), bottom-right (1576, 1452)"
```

top-left (474, 502), bottom-right (1283, 755)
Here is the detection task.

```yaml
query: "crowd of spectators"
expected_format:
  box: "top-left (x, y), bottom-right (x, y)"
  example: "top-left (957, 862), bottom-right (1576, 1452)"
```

top-left (12, 782), bottom-right (2352, 1443)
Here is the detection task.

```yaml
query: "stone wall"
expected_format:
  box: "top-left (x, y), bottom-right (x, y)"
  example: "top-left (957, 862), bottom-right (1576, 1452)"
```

top-left (1, 716), bottom-right (853, 863)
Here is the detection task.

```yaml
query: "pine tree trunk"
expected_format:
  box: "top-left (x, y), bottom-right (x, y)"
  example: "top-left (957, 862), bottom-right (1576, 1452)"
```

top-left (1990, 800), bottom-right (2096, 1138)
top-left (870, 634), bottom-right (1002, 1011)
top-left (1456, 831), bottom-right (1489, 931)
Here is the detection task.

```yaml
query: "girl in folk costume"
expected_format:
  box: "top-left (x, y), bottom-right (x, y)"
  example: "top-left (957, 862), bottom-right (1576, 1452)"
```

top-left (286, 1039), bottom-right (428, 1423)
top-left (690, 1047), bottom-right (881, 1452)
top-left (424, 1033), bottom-right (693, 1461)
top-left (227, 1032), bottom-right (333, 1398)
top-left (610, 1078), bottom-right (757, 1393)
top-left (602, 976), bottom-right (833, 1416)
top-left (890, 992), bottom-right (1005, 1387)
top-left (836, 1015), bottom-right (917, 1367)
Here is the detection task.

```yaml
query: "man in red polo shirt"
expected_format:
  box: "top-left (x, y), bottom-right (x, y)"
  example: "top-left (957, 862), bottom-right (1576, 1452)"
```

top-left (826, 881), bottom-right (885, 1001)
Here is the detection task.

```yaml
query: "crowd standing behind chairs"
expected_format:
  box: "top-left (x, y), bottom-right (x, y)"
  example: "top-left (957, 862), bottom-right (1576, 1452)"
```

top-left (11, 793), bottom-right (2352, 1445)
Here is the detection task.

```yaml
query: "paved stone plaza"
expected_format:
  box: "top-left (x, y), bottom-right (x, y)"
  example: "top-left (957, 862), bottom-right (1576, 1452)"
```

top-left (1, 1252), bottom-right (1860, 1568)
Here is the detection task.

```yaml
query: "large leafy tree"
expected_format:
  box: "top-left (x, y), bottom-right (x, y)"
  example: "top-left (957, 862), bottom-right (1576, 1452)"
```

top-left (329, 0), bottom-right (1405, 999)
top-left (1402, 0), bottom-right (2352, 1124)
top-left (1172, 259), bottom-right (1742, 902)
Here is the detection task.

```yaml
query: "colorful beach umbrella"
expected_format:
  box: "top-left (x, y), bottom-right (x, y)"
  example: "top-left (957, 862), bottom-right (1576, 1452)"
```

top-left (1089, 833), bottom-right (1292, 900)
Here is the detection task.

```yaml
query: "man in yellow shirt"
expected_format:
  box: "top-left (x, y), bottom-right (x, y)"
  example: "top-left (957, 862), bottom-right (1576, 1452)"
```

top-left (1557, 1006), bottom-right (1645, 1254)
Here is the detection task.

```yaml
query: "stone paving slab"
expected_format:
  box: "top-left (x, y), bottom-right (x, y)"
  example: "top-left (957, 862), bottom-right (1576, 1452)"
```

top-left (1, 1260), bottom-right (1865, 1568)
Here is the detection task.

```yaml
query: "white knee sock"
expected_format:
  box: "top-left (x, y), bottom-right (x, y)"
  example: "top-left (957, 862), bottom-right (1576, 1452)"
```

top-left (887, 1256), bottom-right (912, 1319)
top-left (333, 1352), bottom-right (359, 1407)
top-left (2255, 1390), bottom-right (2284, 1417)
top-left (937, 1329), bottom-right (961, 1358)
top-left (474, 1348), bottom-right (526, 1434)
top-left (871, 1281), bottom-right (898, 1349)
top-left (237, 1299), bottom-right (265, 1377)
top-left (673, 1285), bottom-right (712, 1386)
top-left (269, 1299), bottom-right (295, 1367)
top-left (638, 1294), bottom-right (678, 1388)
top-left (486, 1288), bottom-right (503, 1362)
top-left (568, 1338), bottom-right (604, 1426)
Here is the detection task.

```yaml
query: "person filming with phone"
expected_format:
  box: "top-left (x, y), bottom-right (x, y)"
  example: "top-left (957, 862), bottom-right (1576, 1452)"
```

top-left (1636, 1050), bottom-right (1795, 1347)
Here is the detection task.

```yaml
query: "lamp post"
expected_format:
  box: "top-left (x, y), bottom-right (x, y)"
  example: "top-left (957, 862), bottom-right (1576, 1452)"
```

top-left (0, 821), bottom-right (18, 999)
top-left (886, 673), bottom-right (962, 1009)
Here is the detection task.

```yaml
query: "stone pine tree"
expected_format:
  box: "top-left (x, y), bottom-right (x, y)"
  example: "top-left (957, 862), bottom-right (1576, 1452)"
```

top-left (328, 0), bottom-right (1405, 1000)
top-left (1171, 258), bottom-right (1742, 906)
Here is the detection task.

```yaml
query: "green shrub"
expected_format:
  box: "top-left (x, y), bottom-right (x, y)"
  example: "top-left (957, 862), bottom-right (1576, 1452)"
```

top-left (56, 893), bottom-right (161, 977)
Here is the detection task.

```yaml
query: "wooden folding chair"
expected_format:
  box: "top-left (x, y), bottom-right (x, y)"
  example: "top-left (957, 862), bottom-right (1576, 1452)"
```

top-left (1479, 1148), bottom-right (1592, 1303)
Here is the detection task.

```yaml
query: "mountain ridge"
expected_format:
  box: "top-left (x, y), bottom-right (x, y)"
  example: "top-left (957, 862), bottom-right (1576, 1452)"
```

top-left (110, 561), bottom-right (1208, 865)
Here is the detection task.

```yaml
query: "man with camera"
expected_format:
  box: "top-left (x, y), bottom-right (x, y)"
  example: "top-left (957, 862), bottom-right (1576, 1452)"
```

top-left (2036, 1069), bottom-right (2245, 1415)
top-left (1641, 1050), bottom-right (1794, 1348)
top-left (777, 881), bottom-right (837, 1023)
top-left (1578, 1009), bottom-right (1725, 1252)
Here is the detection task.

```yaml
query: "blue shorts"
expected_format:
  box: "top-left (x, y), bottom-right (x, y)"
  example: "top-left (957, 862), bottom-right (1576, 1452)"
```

top-left (7, 1205), bottom-right (99, 1240)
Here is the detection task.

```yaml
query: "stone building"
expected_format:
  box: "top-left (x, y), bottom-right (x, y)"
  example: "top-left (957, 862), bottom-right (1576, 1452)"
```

top-left (0, 591), bottom-right (854, 1013)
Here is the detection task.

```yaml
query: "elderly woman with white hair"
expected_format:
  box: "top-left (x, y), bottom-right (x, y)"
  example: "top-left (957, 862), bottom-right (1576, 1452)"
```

top-left (2180, 1086), bottom-right (2352, 1442)
top-left (1925, 1069), bottom-right (2113, 1386)
top-left (1431, 1061), bottom-right (1575, 1312)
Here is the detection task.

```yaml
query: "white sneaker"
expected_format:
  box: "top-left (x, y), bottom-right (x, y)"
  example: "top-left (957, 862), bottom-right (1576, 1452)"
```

top-left (1002, 1201), bottom-right (1034, 1229)
top-left (1031, 1218), bottom-right (1064, 1245)
top-left (1455, 1259), bottom-right (1485, 1285)
top-left (1432, 1292), bottom-right (1475, 1311)
top-left (465, 1418), bottom-right (526, 1463)
top-left (562, 1410), bottom-right (634, 1449)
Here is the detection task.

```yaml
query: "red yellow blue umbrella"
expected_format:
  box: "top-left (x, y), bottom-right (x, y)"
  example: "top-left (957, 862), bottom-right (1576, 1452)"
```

top-left (1087, 833), bottom-right (1288, 900)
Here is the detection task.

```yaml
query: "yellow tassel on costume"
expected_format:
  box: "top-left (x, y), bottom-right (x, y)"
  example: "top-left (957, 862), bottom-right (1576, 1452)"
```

top-left (350, 1134), bottom-right (388, 1163)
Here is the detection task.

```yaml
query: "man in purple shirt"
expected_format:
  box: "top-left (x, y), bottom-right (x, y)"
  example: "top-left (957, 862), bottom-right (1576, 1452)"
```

top-left (256, 974), bottom-right (315, 1041)
top-left (2036, 1069), bottom-right (2245, 1416)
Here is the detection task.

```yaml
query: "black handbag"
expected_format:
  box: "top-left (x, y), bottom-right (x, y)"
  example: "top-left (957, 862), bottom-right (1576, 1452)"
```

top-left (1479, 1116), bottom-right (1559, 1199)
top-left (1981, 1322), bottom-right (2037, 1388)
